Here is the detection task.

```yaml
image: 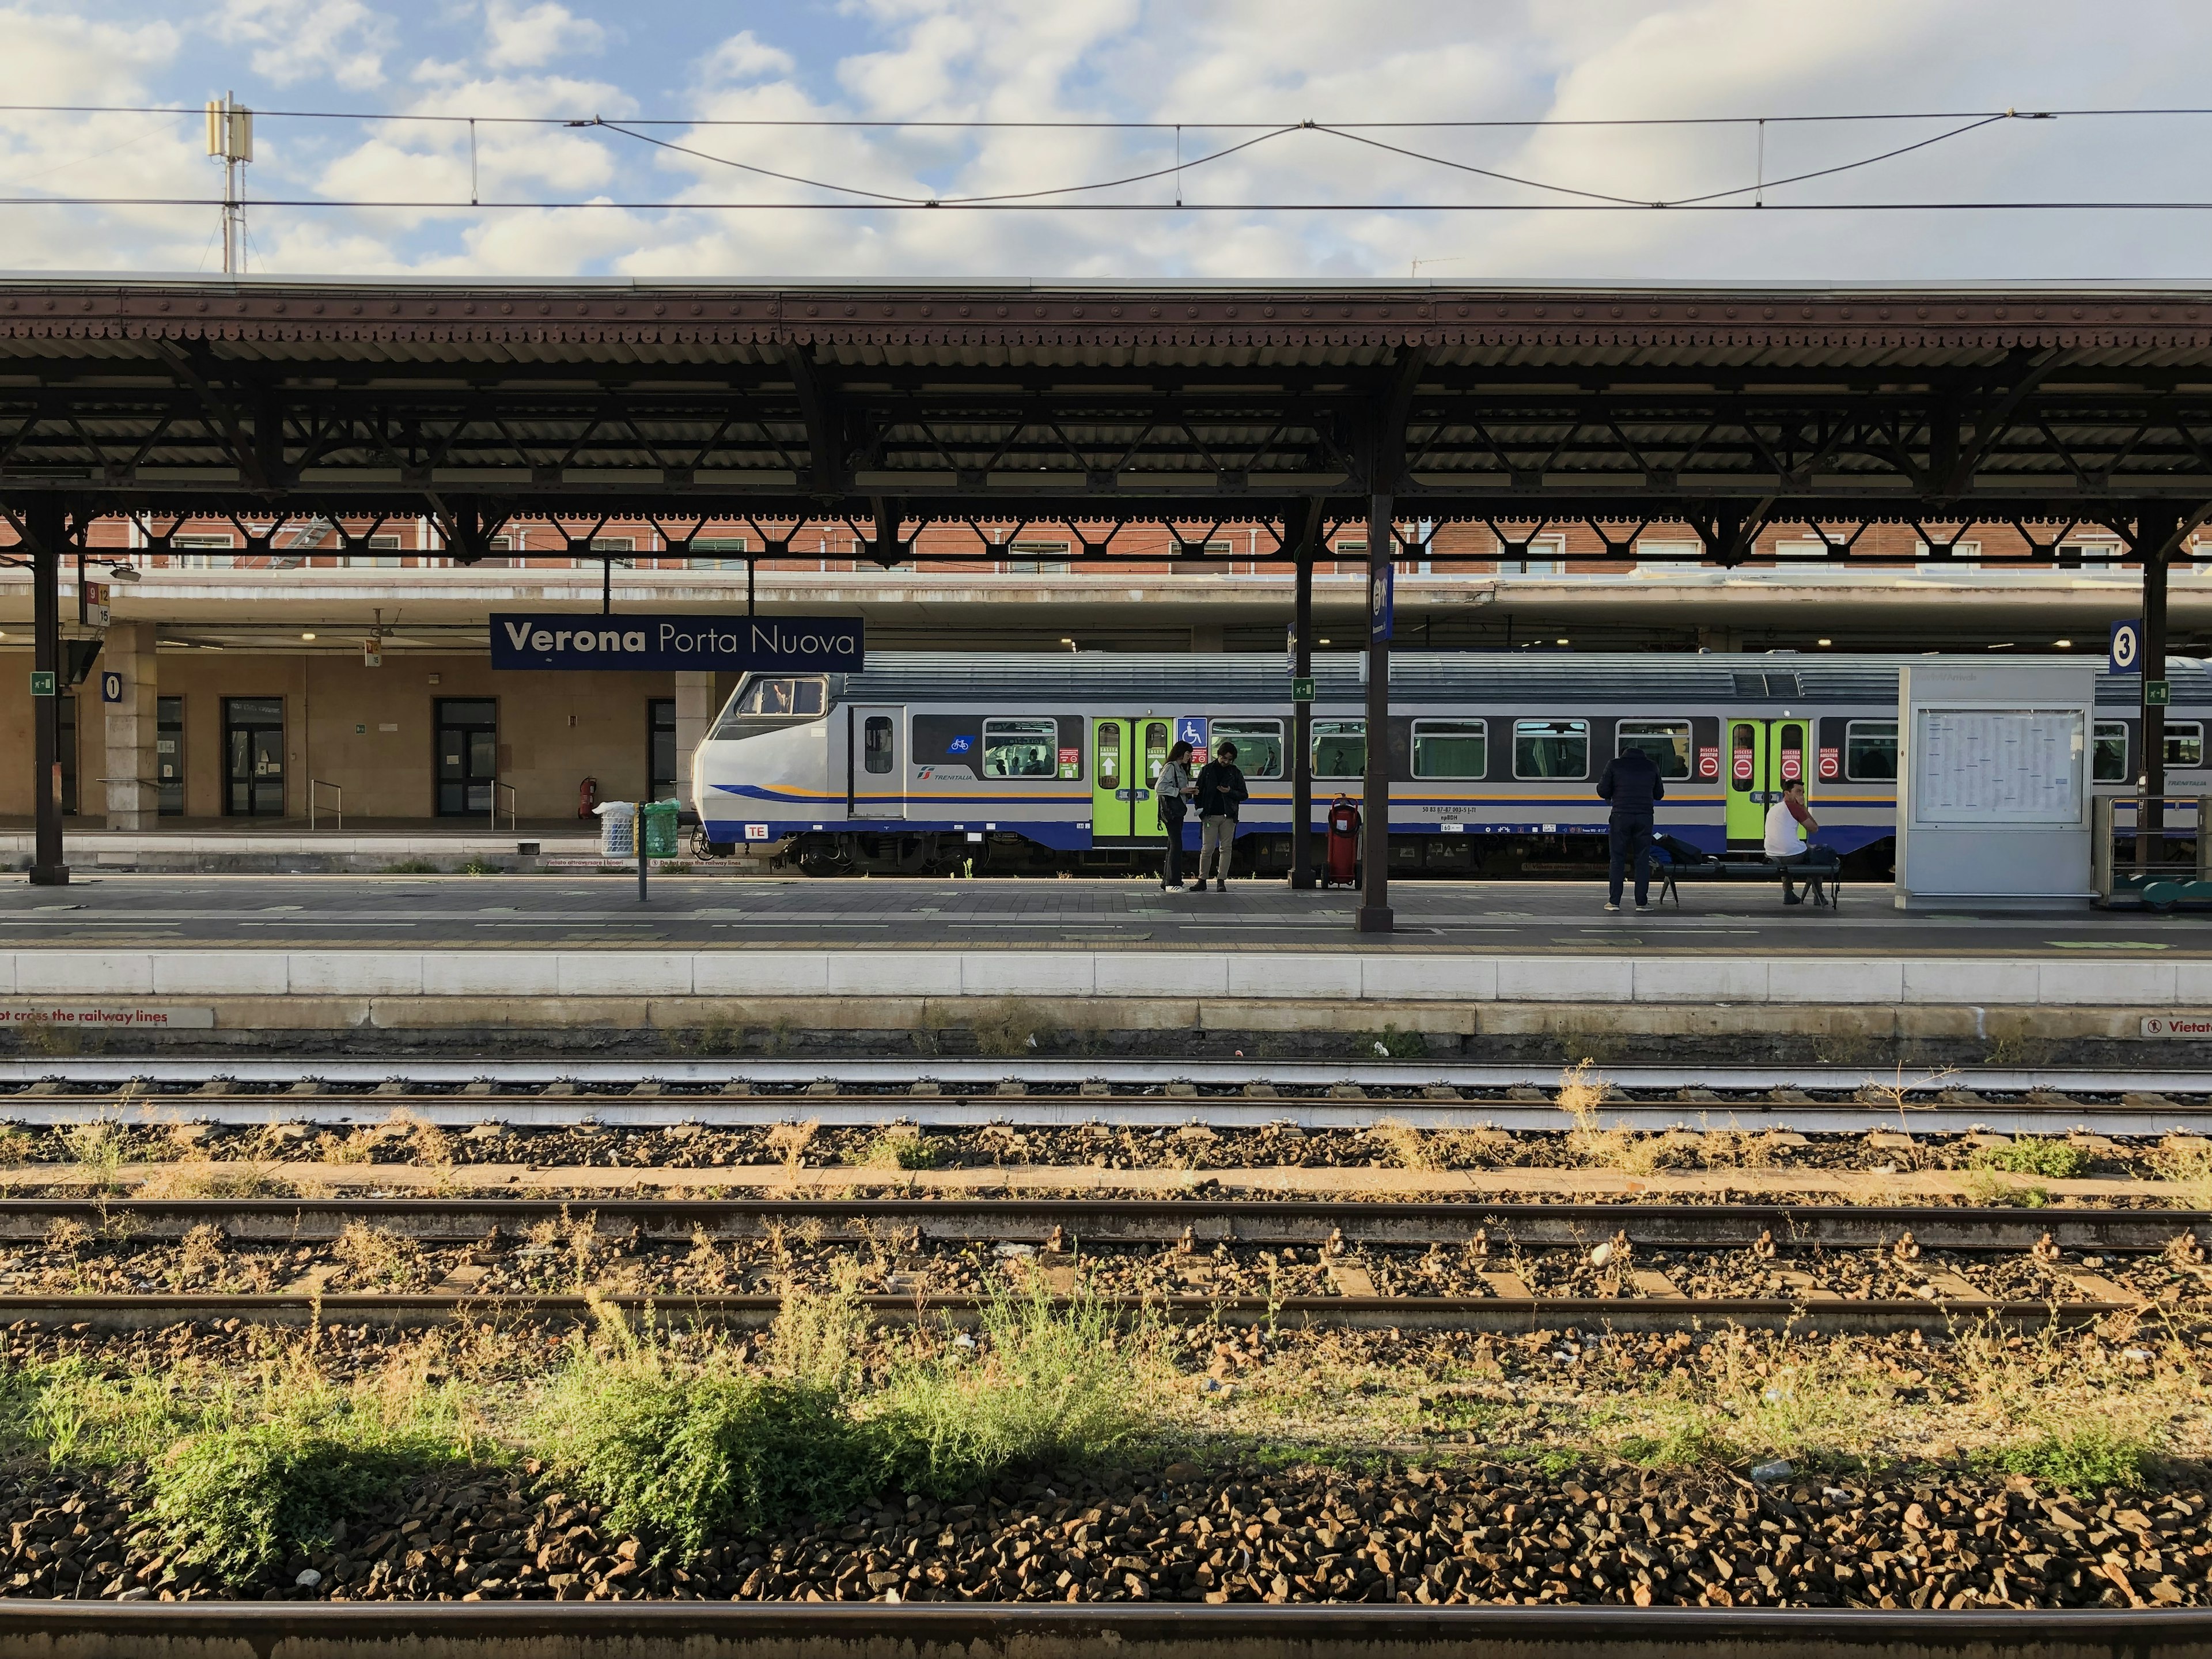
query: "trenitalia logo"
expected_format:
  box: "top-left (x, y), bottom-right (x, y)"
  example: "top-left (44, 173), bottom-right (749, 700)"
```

top-left (489, 613), bottom-right (865, 672)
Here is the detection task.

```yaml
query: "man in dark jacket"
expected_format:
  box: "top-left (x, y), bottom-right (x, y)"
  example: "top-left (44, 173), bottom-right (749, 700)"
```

top-left (1595, 744), bottom-right (1665, 912)
top-left (1190, 741), bottom-right (1249, 892)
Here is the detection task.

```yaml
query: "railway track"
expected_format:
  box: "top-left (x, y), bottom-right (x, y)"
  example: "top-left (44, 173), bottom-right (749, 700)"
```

top-left (1, 1062), bottom-right (2209, 1133)
top-left (5, 1197), bottom-right (2197, 1335)
top-left (0, 1603), bottom-right (2205, 1659)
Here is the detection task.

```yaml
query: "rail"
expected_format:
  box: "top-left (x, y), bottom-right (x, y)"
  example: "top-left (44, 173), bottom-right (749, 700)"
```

top-left (0, 1196), bottom-right (2196, 1253)
top-left (308, 777), bottom-right (342, 830)
top-left (491, 779), bottom-right (517, 832)
top-left (2, 1603), bottom-right (2205, 1658)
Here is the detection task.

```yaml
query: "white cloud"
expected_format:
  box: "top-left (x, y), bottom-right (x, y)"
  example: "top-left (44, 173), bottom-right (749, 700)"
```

top-left (482, 0), bottom-right (604, 69)
top-left (209, 0), bottom-right (395, 89)
top-left (699, 30), bottom-right (796, 83)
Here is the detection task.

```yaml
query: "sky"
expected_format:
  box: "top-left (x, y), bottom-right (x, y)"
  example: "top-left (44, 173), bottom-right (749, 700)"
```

top-left (1, 0), bottom-right (2208, 283)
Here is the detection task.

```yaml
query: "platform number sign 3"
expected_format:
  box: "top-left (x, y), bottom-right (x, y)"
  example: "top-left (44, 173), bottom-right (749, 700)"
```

top-left (2111, 619), bottom-right (2143, 674)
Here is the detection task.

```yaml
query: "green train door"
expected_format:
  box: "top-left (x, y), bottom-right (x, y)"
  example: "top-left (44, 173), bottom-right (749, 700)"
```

top-left (1724, 717), bottom-right (1811, 849)
top-left (1089, 718), bottom-right (1172, 842)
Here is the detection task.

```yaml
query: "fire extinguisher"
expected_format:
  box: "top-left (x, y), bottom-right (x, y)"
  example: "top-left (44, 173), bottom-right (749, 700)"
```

top-left (1323, 796), bottom-right (1362, 888)
top-left (577, 776), bottom-right (599, 819)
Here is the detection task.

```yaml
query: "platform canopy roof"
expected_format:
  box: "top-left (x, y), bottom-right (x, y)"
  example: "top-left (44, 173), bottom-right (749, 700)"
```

top-left (1, 276), bottom-right (2210, 565)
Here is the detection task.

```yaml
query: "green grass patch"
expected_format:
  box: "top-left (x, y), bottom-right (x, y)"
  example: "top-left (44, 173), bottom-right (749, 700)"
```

top-left (1969, 1137), bottom-right (2092, 1179)
top-left (535, 1357), bottom-right (877, 1557)
top-left (0, 1357), bottom-right (210, 1468)
top-left (148, 1397), bottom-right (480, 1583)
top-left (872, 1285), bottom-right (1147, 1497)
top-left (1980, 1423), bottom-right (2152, 1491)
top-left (1363, 1024), bottom-right (1430, 1060)
top-left (855, 1128), bottom-right (943, 1170)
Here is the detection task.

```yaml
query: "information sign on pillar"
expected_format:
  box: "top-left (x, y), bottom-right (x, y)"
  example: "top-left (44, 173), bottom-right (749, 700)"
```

top-left (1369, 562), bottom-right (1393, 642)
top-left (2109, 619), bottom-right (2143, 674)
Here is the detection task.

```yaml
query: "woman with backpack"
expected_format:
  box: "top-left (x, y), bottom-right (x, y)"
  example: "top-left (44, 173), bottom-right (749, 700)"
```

top-left (1152, 739), bottom-right (1197, 891)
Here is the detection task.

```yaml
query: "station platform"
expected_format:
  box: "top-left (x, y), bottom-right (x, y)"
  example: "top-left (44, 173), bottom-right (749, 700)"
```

top-left (0, 876), bottom-right (2200, 1065)
top-left (0, 821), bottom-right (645, 876)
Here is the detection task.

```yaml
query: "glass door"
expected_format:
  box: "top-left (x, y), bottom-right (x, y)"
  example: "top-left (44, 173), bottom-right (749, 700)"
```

top-left (224, 696), bottom-right (286, 817)
top-left (647, 698), bottom-right (676, 802)
top-left (1089, 718), bottom-right (1172, 842)
top-left (1724, 717), bottom-right (1767, 847)
top-left (434, 698), bottom-right (498, 816)
top-left (157, 696), bottom-right (184, 816)
top-left (1090, 718), bottom-right (1132, 838)
top-left (1725, 718), bottom-right (1812, 848)
top-left (849, 706), bottom-right (906, 817)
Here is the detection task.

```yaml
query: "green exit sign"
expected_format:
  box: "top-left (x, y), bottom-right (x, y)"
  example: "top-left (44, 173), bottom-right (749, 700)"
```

top-left (28, 670), bottom-right (54, 698)
top-left (1291, 676), bottom-right (1315, 702)
top-left (2148, 679), bottom-right (2172, 706)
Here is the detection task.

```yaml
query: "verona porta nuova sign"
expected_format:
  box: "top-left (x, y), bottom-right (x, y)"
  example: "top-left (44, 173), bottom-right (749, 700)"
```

top-left (490, 613), bottom-right (865, 672)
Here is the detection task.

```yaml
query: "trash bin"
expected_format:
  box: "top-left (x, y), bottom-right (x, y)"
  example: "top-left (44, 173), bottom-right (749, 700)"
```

top-left (640, 798), bottom-right (681, 859)
top-left (593, 800), bottom-right (636, 858)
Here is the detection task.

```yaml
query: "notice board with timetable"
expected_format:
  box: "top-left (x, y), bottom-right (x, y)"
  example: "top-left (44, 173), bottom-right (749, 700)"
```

top-left (1914, 709), bottom-right (2085, 823)
top-left (1895, 661), bottom-right (2096, 909)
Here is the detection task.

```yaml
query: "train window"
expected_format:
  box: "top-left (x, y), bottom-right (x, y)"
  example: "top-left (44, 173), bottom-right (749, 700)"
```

top-left (2094, 721), bottom-right (2128, 783)
top-left (1514, 718), bottom-right (1588, 779)
top-left (1312, 719), bottom-right (1365, 778)
top-left (1096, 722), bottom-right (1121, 790)
top-left (2166, 722), bottom-right (2205, 768)
top-left (982, 718), bottom-right (1060, 778)
top-left (1143, 722), bottom-right (1169, 785)
top-left (1615, 719), bottom-right (1691, 779)
top-left (1844, 721), bottom-right (1897, 782)
top-left (736, 677), bottom-right (825, 717)
top-left (862, 716), bottom-right (893, 775)
top-left (1214, 719), bottom-right (1285, 779)
top-left (1412, 719), bottom-right (1487, 779)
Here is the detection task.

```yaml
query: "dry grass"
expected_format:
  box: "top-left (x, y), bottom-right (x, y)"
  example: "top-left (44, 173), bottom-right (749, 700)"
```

top-left (1551, 1060), bottom-right (1698, 1174)
top-left (137, 1154), bottom-right (301, 1199)
top-left (178, 1224), bottom-right (226, 1281)
top-left (1699, 1126), bottom-right (1789, 1169)
top-left (766, 1120), bottom-right (819, 1175)
top-left (1368, 1119), bottom-right (1506, 1172)
top-left (332, 1222), bottom-right (419, 1290)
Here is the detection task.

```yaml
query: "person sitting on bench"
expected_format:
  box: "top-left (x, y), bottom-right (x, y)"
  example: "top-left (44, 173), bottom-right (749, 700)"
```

top-left (1764, 776), bottom-right (1825, 906)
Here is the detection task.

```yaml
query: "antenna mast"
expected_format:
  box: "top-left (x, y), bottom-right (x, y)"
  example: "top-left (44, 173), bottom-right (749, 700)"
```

top-left (204, 92), bottom-right (253, 275)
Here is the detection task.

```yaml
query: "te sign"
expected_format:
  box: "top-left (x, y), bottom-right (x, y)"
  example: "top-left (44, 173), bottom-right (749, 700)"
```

top-left (2111, 619), bottom-right (2143, 673)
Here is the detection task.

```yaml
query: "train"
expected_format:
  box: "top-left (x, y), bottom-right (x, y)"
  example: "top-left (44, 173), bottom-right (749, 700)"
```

top-left (691, 652), bottom-right (2211, 878)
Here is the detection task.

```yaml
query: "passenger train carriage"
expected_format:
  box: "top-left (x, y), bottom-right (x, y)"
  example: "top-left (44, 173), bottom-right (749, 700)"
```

top-left (693, 654), bottom-right (2212, 878)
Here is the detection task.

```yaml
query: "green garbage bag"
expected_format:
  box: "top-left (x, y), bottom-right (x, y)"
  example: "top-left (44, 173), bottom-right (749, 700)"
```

top-left (640, 798), bottom-right (682, 858)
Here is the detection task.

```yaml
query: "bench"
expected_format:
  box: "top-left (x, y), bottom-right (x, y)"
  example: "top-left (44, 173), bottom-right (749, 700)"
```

top-left (1646, 836), bottom-right (1842, 908)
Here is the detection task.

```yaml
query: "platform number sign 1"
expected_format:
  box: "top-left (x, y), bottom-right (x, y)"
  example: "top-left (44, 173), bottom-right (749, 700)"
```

top-left (100, 671), bottom-right (123, 704)
top-left (2111, 619), bottom-right (2143, 674)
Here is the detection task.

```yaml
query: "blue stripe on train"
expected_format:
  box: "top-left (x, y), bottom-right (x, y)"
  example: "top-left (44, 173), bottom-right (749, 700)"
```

top-left (704, 817), bottom-right (1892, 855)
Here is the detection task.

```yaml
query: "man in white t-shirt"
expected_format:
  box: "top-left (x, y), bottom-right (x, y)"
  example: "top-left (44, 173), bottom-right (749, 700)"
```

top-left (1764, 777), bottom-right (1822, 906)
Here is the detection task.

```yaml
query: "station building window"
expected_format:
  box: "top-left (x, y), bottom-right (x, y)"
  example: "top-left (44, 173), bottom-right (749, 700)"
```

top-left (1312, 719), bottom-right (1365, 779)
top-left (223, 697), bottom-right (286, 817)
top-left (1514, 718), bottom-right (1588, 779)
top-left (339, 533), bottom-right (403, 569)
top-left (648, 699), bottom-right (677, 802)
top-left (1615, 719), bottom-right (1691, 778)
top-left (1003, 540), bottom-right (1071, 574)
top-left (2093, 721), bottom-right (2129, 783)
top-left (158, 696), bottom-right (185, 816)
top-left (172, 532), bottom-right (235, 569)
top-left (1411, 719), bottom-right (1487, 779)
top-left (982, 718), bottom-right (1060, 778)
top-left (1845, 720), bottom-right (1899, 782)
top-left (1633, 540), bottom-right (1699, 575)
top-left (1212, 719), bottom-right (1284, 778)
top-left (690, 536), bottom-right (749, 572)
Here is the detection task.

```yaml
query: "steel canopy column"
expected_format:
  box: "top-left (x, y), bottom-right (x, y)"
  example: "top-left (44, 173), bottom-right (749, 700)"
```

top-left (1290, 535), bottom-right (1315, 889)
top-left (26, 498), bottom-right (66, 886)
top-left (1357, 493), bottom-right (1393, 933)
top-left (2141, 523), bottom-right (2173, 869)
